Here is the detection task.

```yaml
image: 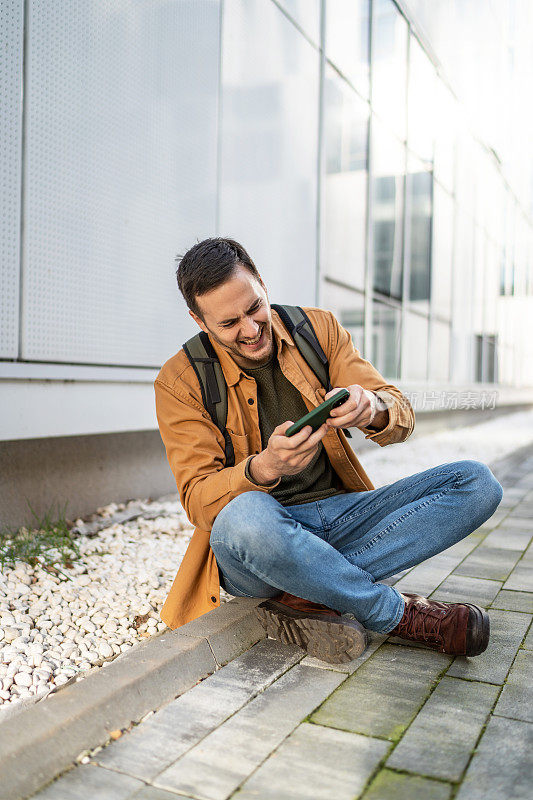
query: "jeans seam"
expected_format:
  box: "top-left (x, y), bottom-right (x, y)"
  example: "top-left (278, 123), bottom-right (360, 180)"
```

top-left (335, 468), bottom-right (464, 529)
top-left (342, 484), bottom-right (457, 560)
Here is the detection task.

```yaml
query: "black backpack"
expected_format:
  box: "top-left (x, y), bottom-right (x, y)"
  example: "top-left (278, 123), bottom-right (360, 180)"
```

top-left (182, 304), bottom-right (351, 467)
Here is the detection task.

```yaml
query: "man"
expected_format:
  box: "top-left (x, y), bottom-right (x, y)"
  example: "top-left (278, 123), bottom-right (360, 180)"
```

top-left (154, 237), bottom-right (503, 663)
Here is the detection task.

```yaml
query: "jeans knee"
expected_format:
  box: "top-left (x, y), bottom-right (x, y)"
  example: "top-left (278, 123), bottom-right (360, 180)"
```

top-left (210, 491), bottom-right (274, 550)
top-left (459, 459), bottom-right (503, 513)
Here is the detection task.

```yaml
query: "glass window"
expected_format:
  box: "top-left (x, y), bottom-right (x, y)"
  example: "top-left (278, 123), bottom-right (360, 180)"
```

top-left (370, 0), bottom-right (408, 142)
top-left (431, 184), bottom-right (453, 320)
top-left (322, 65), bottom-right (369, 290)
top-left (450, 209), bottom-right (475, 385)
top-left (402, 312), bottom-right (428, 381)
top-left (406, 152), bottom-right (432, 313)
top-left (220, 0), bottom-right (320, 307)
top-left (428, 320), bottom-right (451, 382)
top-left (325, 0), bottom-right (370, 99)
top-left (321, 281), bottom-right (366, 355)
top-left (370, 117), bottom-right (405, 300)
top-left (433, 79), bottom-right (457, 193)
top-left (275, 0), bottom-right (321, 45)
top-left (407, 35), bottom-right (437, 164)
top-left (371, 300), bottom-right (401, 379)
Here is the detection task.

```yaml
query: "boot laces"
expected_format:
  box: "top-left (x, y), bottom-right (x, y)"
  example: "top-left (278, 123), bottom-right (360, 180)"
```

top-left (399, 601), bottom-right (446, 644)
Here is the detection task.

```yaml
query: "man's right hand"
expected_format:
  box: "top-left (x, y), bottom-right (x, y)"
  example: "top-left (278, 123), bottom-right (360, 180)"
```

top-left (248, 420), bottom-right (329, 485)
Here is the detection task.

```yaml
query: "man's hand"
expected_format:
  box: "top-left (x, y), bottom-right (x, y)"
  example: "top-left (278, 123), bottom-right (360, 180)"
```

top-left (248, 420), bottom-right (328, 485)
top-left (324, 384), bottom-right (387, 431)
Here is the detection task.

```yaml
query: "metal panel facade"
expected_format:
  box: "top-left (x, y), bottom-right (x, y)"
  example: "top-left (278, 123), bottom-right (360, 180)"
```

top-left (21, 0), bottom-right (220, 366)
top-left (0, 0), bottom-right (23, 358)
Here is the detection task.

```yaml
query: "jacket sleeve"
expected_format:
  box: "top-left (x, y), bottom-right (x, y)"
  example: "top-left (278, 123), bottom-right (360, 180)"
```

top-left (154, 377), bottom-right (280, 531)
top-left (320, 310), bottom-right (415, 447)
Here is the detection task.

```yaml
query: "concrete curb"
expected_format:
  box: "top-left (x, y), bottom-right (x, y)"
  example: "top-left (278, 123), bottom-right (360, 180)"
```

top-left (0, 597), bottom-right (265, 800)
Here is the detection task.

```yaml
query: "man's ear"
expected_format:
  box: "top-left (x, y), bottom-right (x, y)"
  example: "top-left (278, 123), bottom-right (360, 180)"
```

top-left (189, 309), bottom-right (208, 334)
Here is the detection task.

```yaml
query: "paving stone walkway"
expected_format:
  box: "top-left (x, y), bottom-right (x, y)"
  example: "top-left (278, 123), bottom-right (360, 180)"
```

top-left (30, 454), bottom-right (533, 800)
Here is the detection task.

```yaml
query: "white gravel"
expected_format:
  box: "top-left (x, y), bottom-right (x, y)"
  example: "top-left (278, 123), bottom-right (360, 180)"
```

top-left (1, 406), bottom-right (532, 720)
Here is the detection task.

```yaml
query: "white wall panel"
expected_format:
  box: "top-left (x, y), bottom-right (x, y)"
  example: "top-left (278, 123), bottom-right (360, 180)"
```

top-left (219, 0), bottom-right (320, 307)
top-left (21, 0), bottom-right (220, 366)
top-left (0, 0), bottom-right (23, 358)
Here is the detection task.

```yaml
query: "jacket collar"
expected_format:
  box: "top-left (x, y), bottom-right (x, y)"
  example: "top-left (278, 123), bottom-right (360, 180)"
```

top-left (207, 307), bottom-right (294, 387)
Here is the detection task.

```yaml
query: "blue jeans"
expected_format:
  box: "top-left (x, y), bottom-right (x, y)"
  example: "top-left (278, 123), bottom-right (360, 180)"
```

top-left (210, 460), bottom-right (503, 633)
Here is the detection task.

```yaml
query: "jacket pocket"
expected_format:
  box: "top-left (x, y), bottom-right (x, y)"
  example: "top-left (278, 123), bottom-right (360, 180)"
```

top-left (227, 430), bottom-right (251, 464)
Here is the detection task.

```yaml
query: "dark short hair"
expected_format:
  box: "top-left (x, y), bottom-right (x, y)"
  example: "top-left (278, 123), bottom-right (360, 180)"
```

top-left (175, 237), bottom-right (261, 318)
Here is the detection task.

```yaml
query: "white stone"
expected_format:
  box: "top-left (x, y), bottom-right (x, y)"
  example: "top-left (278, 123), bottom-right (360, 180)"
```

top-left (3, 628), bottom-right (19, 644)
top-left (13, 672), bottom-right (32, 687)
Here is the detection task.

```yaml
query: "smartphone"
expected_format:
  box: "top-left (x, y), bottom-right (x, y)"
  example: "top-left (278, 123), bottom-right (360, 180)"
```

top-left (285, 388), bottom-right (350, 437)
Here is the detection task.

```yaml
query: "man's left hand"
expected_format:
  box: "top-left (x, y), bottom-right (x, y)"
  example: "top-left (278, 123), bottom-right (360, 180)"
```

top-left (324, 384), bottom-right (382, 431)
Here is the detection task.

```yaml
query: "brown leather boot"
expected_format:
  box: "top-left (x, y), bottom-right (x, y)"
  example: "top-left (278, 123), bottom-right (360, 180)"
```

top-left (255, 592), bottom-right (369, 664)
top-left (387, 593), bottom-right (490, 656)
top-left (273, 591), bottom-right (342, 616)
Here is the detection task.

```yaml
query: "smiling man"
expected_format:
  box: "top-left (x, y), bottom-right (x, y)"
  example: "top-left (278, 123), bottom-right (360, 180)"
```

top-left (154, 237), bottom-right (503, 663)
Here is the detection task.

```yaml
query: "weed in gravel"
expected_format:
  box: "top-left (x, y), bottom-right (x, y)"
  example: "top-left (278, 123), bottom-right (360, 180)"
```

top-left (0, 500), bottom-right (82, 574)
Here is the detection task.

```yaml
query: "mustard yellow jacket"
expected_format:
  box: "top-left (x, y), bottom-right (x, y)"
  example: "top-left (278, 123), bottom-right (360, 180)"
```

top-left (154, 306), bottom-right (415, 629)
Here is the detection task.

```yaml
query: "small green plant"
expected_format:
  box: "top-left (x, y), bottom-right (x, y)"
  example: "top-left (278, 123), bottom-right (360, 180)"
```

top-left (0, 499), bottom-right (82, 575)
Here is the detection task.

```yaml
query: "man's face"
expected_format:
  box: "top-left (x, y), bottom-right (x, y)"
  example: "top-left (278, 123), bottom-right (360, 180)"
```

top-left (190, 264), bottom-right (274, 368)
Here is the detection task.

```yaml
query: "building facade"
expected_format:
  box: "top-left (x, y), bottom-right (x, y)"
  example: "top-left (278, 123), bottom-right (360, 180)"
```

top-left (1, 0), bottom-right (532, 523)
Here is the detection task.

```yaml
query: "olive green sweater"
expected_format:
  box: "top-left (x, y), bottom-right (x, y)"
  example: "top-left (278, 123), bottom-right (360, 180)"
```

top-left (243, 355), bottom-right (345, 506)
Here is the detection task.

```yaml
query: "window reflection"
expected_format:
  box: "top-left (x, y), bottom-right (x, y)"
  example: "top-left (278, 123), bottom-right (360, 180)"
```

top-left (431, 184), bottom-right (453, 320)
top-left (408, 35), bottom-right (437, 163)
top-left (371, 0), bottom-right (408, 141)
top-left (406, 154), bottom-right (432, 312)
top-left (325, 0), bottom-right (370, 99)
top-left (322, 65), bottom-right (369, 290)
top-left (371, 118), bottom-right (405, 300)
top-left (429, 320), bottom-right (451, 382)
top-left (402, 313), bottom-right (428, 381)
top-left (372, 300), bottom-right (401, 379)
top-left (321, 281), bottom-right (366, 354)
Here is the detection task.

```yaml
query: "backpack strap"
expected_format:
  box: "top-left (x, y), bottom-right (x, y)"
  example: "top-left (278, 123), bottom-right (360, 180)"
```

top-left (182, 331), bottom-right (235, 467)
top-left (271, 304), bottom-right (352, 439)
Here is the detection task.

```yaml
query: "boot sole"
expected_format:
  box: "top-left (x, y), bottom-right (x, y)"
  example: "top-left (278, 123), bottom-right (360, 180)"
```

top-left (255, 600), bottom-right (369, 664)
top-left (465, 603), bottom-right (490, 656)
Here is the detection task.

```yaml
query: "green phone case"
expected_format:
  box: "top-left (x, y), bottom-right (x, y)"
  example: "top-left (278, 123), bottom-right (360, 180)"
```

top-left (285, 388), bottom-right (350, 437)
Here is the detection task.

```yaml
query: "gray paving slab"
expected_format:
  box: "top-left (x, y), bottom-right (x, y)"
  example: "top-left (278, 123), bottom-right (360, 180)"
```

top-left (452, 546), bottom-right (523, 581)
top-left (502, 561), bottom-right (533, 591)
top-left (455, 716), bottom-right (533, 800)
top-left (429, 574), bottom-right (501, 607)
top-left (93, 639), bottom-right (304, 782)
top-left (232, 721), bottom-right (390, 800)
top-left (490, 588), bottom-right (533, 613)
top-left (386, 676), bottom-right (499, 781)
top-left (522, 620), bottom-right (533, 649)
top-left (310, 644), bottom-right (451, 740)
top-left (447, 609), bottom-right (532, 683)
top-left (151, 664), bottom-right (345, 800)
top-left (498, 514), bottom-right (533, 529)
top-left (493, 648), bottom-right (533, 722)
top-left (131, 790), bottom-right (195, 800)
top-left (392, 535), bottom-right (486, 597)
top-left (300, 632), bottom-right (388, 674)
top-left (31, 764), bottom-right (145, 800)
top-left (480, 527), bottom-right (532, 550)
top-left (361, 769), bottom-right (453, 800)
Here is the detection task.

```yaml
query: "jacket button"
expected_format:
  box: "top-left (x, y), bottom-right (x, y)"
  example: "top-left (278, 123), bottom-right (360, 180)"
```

top-left (248, 398), bottom-right (254, 405)
top-left (211, 596), bottom-right (216, 603)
